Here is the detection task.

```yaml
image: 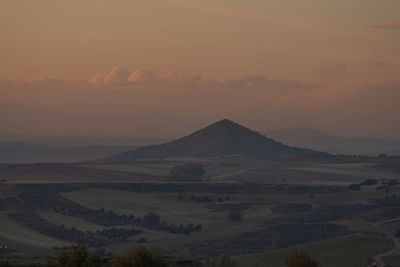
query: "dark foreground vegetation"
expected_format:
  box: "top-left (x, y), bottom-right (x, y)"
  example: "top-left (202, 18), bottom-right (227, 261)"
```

top-left (0, 244), bottom-right (318, 267)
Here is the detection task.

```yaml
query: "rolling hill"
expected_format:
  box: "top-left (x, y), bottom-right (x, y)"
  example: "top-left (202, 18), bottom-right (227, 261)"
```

top-left (106, 119), bottom-right (327, 161)
top-left (264, 128), bottom-right (400, 156)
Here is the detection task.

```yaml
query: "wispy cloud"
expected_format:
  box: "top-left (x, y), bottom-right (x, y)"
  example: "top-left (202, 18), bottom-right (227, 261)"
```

top-left (1, 68), bottom-right (399, 138)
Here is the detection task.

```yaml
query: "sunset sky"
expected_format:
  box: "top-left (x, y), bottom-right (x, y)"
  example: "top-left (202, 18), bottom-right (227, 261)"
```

top-left (1, 1), bottom-right (399, 139)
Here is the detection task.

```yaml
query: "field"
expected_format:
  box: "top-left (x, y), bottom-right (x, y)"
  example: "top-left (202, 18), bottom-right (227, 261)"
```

top-left (63, 189), bottom-right (231, 226)
top-left (235, 234), bottom-right (393, 267)
top-left (1, 155), bottom-right (400, 266)
top-left (38, 211), bottom-right (117, 232)
top-left (290, 162), bottom-right (399, 181)
top-left (0, 213), bottom-right (69, 251)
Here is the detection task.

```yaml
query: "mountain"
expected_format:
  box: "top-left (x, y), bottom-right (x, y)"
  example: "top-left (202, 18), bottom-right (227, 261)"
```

top-left (0, 141), bottom-right (136, 164)
top-left (264, 127), bottom-right (400, 156)
top-left (107, 119), bottom-right (326, 161)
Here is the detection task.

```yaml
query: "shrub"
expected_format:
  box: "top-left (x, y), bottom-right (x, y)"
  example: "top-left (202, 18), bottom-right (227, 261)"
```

top-left (348, 184), bottom-right (361, 191)
top-left (113, 246), bottom-right (168, 267)
top-left (143, 212), bottom-right (160, 225)
top-left (360, 179), bottom-right (378, 186)
top-left (286, 251), bottom-right (318, 267)
top-left (46, 244), bottom-right (112, 267)
top-left (228, 211), bottom-right (243, 222)
top-left (169, 163), bottom-right (205, 182)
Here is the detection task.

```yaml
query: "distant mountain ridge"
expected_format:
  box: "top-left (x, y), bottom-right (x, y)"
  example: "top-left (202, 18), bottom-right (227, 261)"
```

top-left (107, 119), bottom-right (327, 161)
top-left (0, 133), bottom-right (167, 146)
top-left (0, 141), bottom-right (136, 164)
top-left (264, 127), bottom-right (400, 156)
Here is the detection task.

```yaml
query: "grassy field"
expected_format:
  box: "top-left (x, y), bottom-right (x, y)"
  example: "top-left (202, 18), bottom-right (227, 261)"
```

top-left (235, 234), bottom-right (393, 267)
top-left (62, 188), bottom-right (230, 226)
top-left (82, 164), bottom-right (172, 176)
top-left (83, 159), bottom-right (213, 177)
top-left (0, 212), bottom-right (69, 249)
top-left (211, 170), bottom-right (247, 181)
top-left (0, 256), bottom-right (47, 266)
top-left (289, 162), bottom-right (399, 180)
top-left (38, 211), bottom-right (116, 232)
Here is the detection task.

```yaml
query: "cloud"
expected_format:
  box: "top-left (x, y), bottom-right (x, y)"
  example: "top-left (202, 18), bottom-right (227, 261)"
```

top-left (367, 20), bottom-right (400, 29)
top-left (161, 70), bottom-right (186, 82)
top-left (89, 66), bottom-right (130, 85)
top-left (128, 69), bottom-right (158, 83)
top-left (1, 69), bottom-right (399, 138)
top-left (89, 67), bottom-right (180, 86)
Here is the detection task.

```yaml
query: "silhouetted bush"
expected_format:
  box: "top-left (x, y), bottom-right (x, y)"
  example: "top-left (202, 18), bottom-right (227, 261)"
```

top-left (360, 179), bottom-right (378, 186)
top-left (46, 244), bottom-right (112, 267)
top-left (143, 212), bottom-right (160, 225)
top-left (286, 250), bottom-right (318, 267)
top-left (113, 246), bottom-right (168, 267)
top-left (169, 163), bottom-right (205, 182)
top-left (348, 184), bottom-right (361, 191)
top-left (228, 210), bottom-right (243, 222)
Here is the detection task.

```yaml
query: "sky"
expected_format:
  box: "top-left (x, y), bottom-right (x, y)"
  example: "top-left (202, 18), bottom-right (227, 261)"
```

top-left (0, 0), bottom-right (399, 139)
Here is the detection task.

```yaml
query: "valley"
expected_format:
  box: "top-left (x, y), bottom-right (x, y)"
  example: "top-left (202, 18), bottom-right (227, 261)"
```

top-left (1, 120), bottom-right (400, 266)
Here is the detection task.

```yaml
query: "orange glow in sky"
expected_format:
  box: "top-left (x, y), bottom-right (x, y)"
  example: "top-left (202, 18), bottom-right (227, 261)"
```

top-left (1, 1), bottom-right (399, 138)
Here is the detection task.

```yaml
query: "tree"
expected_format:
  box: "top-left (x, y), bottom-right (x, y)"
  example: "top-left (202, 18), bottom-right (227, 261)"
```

top-left (228, 211), bottom-right (243, 222)
top-left (113, 246), bottom-right (168, 267)
top-left (169, 163), bottom-right (205, 182)
top-left (46, 244), bottom-right (112, 267)
top-left (143, 212), bottom-right (160, 225)
top-left (348, 184), bottom-right (361, 191)
top-left (360, 179), bottom-right (378, 186)
top-left (286, 251), bottom-right (318, 267)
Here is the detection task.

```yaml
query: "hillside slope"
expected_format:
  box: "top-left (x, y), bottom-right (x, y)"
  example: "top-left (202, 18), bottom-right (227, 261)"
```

top-left (107, 119), bottom-right (326, 161)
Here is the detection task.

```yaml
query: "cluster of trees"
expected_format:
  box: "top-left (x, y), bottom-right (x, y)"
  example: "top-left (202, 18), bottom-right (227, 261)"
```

top-left (228, 211), bottom-right (243, 222)
top-left (48, 246), bottom-right (319, 267)
top-left (141, 212), bottom-right (202, 234)
top-left (47, 244), bottom-right (168, 267)
top-left (360, 179), bottom-right (378, 186)
top-left (169, 163), bottom-right (206, 182)
top-left (12, 209), bottom-right (201, 249)
top-left (10, 211), bottom-right (143, 246)
top-left (178, 195), bottom-right (231, 203)
top-left (203, 251), bottom-right (317, 267)
top-left (286, 251), bottom-right (318, 267)
top-left (349, 178), bottom-right (399, 192)
top-left (348, 178), bottom-right (379, 191)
